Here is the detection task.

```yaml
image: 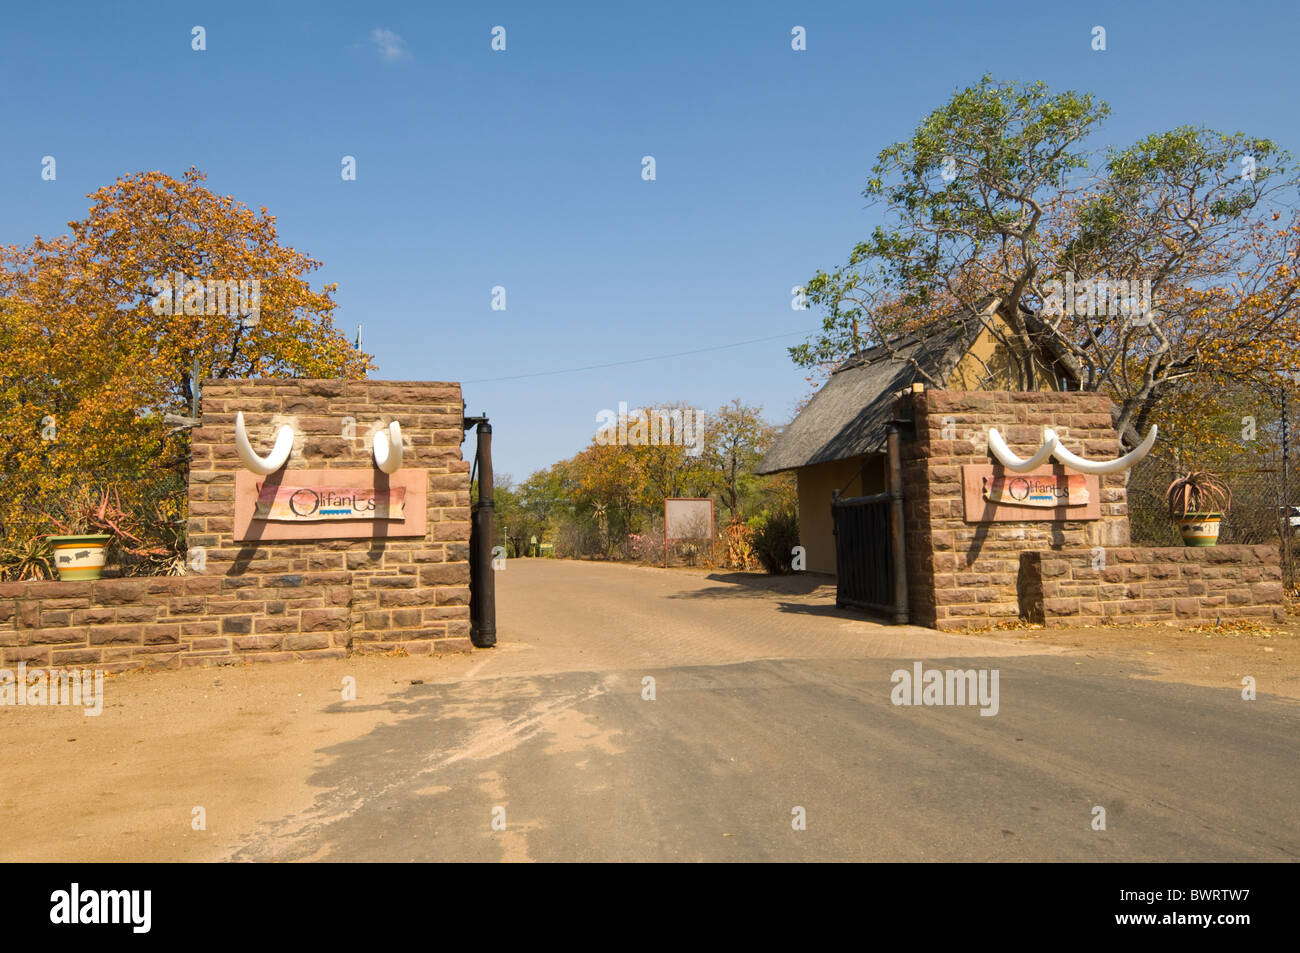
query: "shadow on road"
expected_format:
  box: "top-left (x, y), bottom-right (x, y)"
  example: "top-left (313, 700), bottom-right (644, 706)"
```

top-left (666, 571), bottom-right (834, 599)
top-left (664, 570), bottom-right (898, 625)
top-left (774, 600), bottom-right (894, 624)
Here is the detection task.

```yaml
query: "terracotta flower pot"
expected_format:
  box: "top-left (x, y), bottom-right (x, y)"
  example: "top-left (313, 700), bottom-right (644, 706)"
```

top-left (1174, 513), bottom-right (1222, 547)
top-left (46, 534), bottom-right (113, 580)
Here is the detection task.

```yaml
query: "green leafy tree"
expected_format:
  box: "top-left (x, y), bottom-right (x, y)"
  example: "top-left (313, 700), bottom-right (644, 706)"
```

top-left (798, 75), bottom-right (1109, 388)
top-left (796, 76), bottom-right (1300, 448)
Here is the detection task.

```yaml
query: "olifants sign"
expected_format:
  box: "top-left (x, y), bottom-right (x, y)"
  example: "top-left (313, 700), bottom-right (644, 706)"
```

top-left (230, 412), bottom-right (427, 541)
top-left (961, 424), bottom-right (1157, 523)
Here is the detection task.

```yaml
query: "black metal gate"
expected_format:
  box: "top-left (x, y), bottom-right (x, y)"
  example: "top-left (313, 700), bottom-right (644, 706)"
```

top-left (832, 491), bottom-right (895, 614)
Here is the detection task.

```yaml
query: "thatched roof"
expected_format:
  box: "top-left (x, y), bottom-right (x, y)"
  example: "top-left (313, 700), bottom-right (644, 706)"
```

top-left (757, 315), bottom-right (984, 475)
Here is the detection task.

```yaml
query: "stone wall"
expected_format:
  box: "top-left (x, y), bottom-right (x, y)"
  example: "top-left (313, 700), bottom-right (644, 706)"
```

top-left (1019, 545), bottom-right (1286, 626)
top-left (0, 576), bottom-right (350, 672)
top-left (899, 390), bottom-right (1130, 631)
top-left (0, 378), bottom-right (473, 671)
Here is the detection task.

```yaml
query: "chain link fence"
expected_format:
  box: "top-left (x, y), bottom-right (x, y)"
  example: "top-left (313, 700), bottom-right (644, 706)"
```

top-left (1127, 440), bottom-right (1296, 591)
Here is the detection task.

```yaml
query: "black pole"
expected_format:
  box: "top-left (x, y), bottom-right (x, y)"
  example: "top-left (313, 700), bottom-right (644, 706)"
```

top-left (465, 416), bottom-right (496, 647)
top-left (1282, 384), bottom-right (1292, 589)
top-left (887, 423), bottom-right (909, 624)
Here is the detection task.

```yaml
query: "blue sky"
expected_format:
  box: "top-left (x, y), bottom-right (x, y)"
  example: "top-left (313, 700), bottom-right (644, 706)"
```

top-left (3, 0), bottom-right (1298, 480)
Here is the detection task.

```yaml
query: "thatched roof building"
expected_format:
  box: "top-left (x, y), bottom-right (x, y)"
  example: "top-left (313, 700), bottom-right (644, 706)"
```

top-left (761, 305), bottom-right (1079, 574)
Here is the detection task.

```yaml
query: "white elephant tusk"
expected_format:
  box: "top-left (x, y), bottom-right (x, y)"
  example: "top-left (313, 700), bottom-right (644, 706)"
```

top-left (234, 411), bottom-right (294, 475)
top-left (987, 427), bottom-right (1059, 472)
top-left (373, 421), bottom-right (403, 474)
top-left (1050, 424), bottom-right (1158, 474)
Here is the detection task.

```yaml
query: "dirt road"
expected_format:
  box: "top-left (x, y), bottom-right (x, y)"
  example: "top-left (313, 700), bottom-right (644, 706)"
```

top-left (2, 559), bottom-right (1295, 861)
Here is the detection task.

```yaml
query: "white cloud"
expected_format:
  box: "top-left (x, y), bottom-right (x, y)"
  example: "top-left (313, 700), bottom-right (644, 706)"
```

top-left (370, 28), bottom-right (411, 63)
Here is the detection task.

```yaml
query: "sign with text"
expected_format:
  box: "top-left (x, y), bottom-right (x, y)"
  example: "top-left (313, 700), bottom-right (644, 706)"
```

top-left (254, 484), bottom-right (406, 522)
top-left (962, 465), bottom-right (1100, 522)
top-left (234, 469), bottom-right (427, 541)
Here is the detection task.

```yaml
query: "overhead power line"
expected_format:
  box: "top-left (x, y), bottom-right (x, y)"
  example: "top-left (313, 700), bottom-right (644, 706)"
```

top-left (462, 328), bottom-right (819, 384)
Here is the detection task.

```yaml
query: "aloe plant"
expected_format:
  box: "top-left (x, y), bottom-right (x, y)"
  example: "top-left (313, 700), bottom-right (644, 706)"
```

top-left (1166, 471), bottom-right (1232, 519)
top-left (45, 485), bottom-right (175, 569)
top-left (0, 536), bottom-right (57, 581)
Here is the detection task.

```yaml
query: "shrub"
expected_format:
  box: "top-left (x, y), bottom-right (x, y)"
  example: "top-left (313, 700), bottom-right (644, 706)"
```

top-left (628, 531), bottom-right (665, 564)
top-left (554, 516), bottom-right (604, 559)
top-left (720, 519), bottom-right (758, 570)
top-left (749, 508), bottom-right (799, 574)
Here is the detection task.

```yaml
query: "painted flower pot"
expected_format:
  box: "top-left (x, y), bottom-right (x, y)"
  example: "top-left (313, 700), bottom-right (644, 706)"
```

top-left (46, 534), bottom-right (112, 580)
top-left (1175, 513), bottom-right (1222, 547)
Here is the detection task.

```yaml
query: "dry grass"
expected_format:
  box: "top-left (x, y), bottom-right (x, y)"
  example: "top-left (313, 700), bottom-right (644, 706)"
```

top-left (1187, 618), bottom-right (1287, 637)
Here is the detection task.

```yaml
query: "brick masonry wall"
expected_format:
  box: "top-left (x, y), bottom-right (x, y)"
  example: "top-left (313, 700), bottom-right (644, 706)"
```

top-left (0, 379), bottom-right (473, 671)
top-left (899, 390), bottom-right (1131, 631)
top-left (0, 576), bottom-right (349, 672)
top-left (1019, 545), bottom-right (1286, 625)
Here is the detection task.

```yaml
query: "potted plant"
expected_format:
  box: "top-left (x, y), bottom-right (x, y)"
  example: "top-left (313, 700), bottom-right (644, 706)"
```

top-left (1166, 471), bottom-right (1232, 547)
top-left (45, 486), bottom-right (113, 580)
top-left (48, 483), bottom-right (183, 579)
top-left (45, 485), bottom-right (180, 580)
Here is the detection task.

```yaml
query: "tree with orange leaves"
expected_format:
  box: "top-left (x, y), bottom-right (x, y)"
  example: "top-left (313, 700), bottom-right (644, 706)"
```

top-left (0, 166), bottom-right (371, 556)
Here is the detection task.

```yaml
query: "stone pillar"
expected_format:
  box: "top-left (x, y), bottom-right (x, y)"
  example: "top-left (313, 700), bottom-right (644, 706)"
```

top-left (897, 390), bottom-right (1130, 631)
top-left (188, 379), bottom-right (473, 657)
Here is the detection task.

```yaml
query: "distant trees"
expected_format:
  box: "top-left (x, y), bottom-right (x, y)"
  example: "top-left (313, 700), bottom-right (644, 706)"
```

top-left (503, 399), bottom-right (794, 561)
top-left (704, 399), bottom-right (775, 520)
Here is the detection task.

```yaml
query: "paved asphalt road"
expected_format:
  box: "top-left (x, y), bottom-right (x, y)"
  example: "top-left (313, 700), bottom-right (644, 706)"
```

top-left (232, 560), bottom-right (1300, 862)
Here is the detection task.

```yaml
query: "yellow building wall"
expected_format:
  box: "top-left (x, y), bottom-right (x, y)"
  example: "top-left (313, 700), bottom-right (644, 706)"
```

top-left (946, 321), bottom-right (1062, 391)
top-left (796, 455), bottom-right (888, 575)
